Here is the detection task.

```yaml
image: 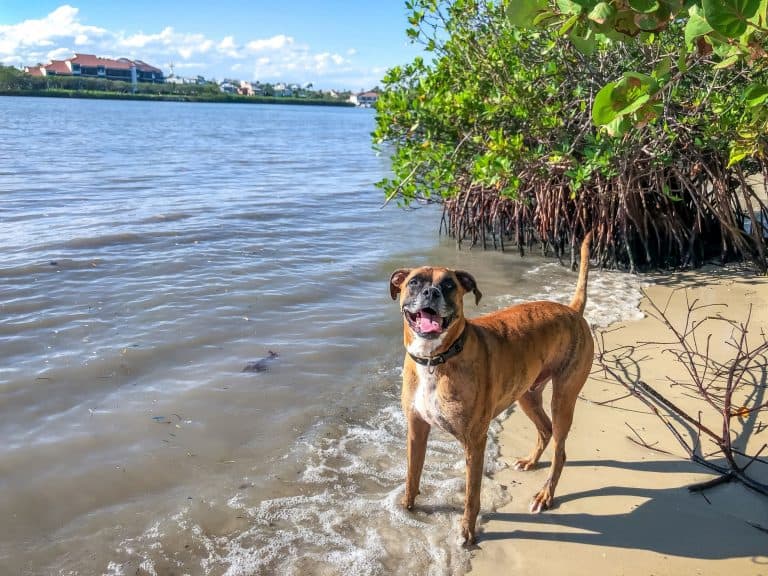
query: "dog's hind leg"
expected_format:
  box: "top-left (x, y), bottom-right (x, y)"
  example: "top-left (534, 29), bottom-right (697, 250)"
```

top-left (529, 363), bottom-right (589, 513)
top-left (513, 386), bottom-right (552, 471)
top-left (402, 415), bottom-right (430, 510)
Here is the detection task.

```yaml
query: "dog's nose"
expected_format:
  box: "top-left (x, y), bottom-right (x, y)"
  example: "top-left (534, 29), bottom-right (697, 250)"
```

top-left (422, 286), bottom-right (441, 299)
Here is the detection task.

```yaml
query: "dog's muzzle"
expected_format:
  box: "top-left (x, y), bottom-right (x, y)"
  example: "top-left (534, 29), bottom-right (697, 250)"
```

top-left (404, 306), bottom-right (451, 339)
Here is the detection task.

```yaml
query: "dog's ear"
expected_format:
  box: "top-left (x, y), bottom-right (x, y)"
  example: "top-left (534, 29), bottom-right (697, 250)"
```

top-left (455, 270), bottom-right (482, 305)
top-left (389, 268), bottom-right (412, 301)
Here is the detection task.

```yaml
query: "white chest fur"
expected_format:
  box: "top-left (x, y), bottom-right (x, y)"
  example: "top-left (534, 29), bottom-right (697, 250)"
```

top-left (412, 364), bottom-right (444, 429)
top-left (406, 331), bottom-right (447, 359)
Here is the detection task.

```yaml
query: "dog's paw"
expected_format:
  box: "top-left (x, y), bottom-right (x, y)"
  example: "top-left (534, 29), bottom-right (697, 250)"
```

top-left (513, 457), bottom-right (537, 471)
top-left (529, 489), bottom-right (552, 514)
top-left (460, 524), bottom-right (477, 547)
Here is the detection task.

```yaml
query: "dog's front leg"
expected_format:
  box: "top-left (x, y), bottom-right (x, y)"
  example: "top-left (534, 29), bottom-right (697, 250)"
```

top-left (402, 414), bottom-right (430, 510)
top-left (460, 433), bottom-right (488, 546)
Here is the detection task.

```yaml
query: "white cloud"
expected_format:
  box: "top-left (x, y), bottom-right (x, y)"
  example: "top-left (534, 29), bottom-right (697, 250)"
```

top-left (118, 28), bottom-right (169, 49)
top-left (217, 36), bottom-right (242, 58)
top-left (0, 5), bottom-right (106, 59)
top-left (117, 26), bottom-right (213, 61)
top-left (0, 5), bottom-right (383, 89)
top-left (245, 34), bottom-right (293, 52)
top-left (173, 61), bottom-right (205, 70)
top-left (46, 47), bottom-right (72, 60)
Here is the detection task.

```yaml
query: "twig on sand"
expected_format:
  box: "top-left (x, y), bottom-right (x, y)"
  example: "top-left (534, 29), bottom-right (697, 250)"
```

top-left (595, 290), bottom-right (768, 501)
top-left (624, 422), bottom-right (673, 455)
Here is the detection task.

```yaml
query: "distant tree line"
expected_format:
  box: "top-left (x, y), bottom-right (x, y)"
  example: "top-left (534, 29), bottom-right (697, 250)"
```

top-left (0, 66), bottom-right (355, 106)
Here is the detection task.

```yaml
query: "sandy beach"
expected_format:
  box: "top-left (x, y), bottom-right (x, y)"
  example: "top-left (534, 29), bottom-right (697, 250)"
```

top-left (470, 266), bottom-right (768, 576)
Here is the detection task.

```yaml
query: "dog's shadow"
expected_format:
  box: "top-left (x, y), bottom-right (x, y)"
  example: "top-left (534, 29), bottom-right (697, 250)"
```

top-left (478, 458), bottom-right (767, 561)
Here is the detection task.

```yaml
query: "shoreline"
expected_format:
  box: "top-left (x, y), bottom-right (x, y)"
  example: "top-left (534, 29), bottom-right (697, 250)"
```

top-left (471, 265), bottom-right (768, 575)
top-left (0, 90), bottom-right (356, 107)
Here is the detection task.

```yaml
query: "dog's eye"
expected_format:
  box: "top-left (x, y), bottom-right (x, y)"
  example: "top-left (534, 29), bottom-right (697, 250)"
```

top-left (408, 278), bottom-right (420, 288)
top-left (442, 279), bottom-right (456, 290)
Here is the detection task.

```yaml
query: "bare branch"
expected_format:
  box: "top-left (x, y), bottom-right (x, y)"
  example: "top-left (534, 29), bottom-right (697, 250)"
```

top-left (594, 291), bottom-right (768, 497)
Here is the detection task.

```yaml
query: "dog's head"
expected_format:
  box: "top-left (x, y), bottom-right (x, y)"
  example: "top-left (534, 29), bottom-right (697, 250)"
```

top-left (389, 267), bottom-right (481, 343)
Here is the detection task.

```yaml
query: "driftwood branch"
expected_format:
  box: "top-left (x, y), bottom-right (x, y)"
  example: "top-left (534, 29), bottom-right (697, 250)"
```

top-left (595, 290), bottom-right (768, 498)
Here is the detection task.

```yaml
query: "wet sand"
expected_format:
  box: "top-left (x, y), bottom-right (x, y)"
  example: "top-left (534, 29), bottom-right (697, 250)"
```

top-left (470, 266), bottom-right (768, 576)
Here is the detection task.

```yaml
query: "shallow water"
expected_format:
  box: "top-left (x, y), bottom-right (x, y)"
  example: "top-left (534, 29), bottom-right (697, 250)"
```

top-left (0, 96), bottom-right (646, 575)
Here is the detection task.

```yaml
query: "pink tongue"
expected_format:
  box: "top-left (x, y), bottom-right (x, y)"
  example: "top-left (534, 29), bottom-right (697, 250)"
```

top-left (417, 312), bottom-right (442, 333)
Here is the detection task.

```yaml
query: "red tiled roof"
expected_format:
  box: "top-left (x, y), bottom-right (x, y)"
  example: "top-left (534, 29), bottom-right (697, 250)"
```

top-left (71, 53), bottom-right (133, 70)
top-left (133, 59), bottom-right (162, 74)
top-left (45, 60), bottom-right (72, 74)
top-left (24, 53), bottom-right (163, 78)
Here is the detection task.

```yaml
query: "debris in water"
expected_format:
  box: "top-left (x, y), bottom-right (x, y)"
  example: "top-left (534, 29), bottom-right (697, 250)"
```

top-left (242, 350), bottom-right (279, 373)
top-left (151, 413), bottom-right (182, 425)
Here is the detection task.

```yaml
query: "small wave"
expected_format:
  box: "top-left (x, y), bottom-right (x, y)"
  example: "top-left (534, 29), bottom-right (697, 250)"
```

top-left (136, 212), bottom-right (194, 225)
top-left (59, 232), bottom-right (152, 250)
top-left (0, 258), bottom-right (105, 279)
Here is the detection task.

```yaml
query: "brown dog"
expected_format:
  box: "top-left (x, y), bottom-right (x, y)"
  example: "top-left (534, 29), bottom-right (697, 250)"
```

top-left (389, 233), bottom-right (593, 545)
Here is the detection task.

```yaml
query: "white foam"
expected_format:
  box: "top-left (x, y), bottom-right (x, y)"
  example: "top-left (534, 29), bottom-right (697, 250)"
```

top-left (498, 262), bottom-right (648, 328)
top-left (110, 397), bottom-right (498, 575)
top-left (104, 561), bottom-right (125, 576)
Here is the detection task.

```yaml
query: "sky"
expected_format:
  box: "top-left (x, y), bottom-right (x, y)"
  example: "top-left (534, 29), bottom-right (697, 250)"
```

top-left (0, 1), bottom-right (424, 91)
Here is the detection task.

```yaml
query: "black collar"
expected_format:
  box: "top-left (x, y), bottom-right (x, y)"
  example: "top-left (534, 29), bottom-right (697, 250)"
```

top-left (408, 324), bottom-right (469, 367)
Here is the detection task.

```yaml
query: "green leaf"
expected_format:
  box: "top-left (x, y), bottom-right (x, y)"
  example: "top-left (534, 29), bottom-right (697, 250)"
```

top-left (558, 13), bottom-right (581, 35)
top-left (533, 10), bottom-right (558, 25)
top-left (750, 0), bottom-right (768, 26)
top-left (685, 7), bottom-right (715, 47)
top-left (592, 81), bottom-right (619, 125)
top-left (588, 2), bottom-right (616, 24)
top-left (702, 0), bottom-right (762, 37)
top-left (634, 12), bottom-right (656, 30)
top-left (621, 72), bottom-right (659, 100)
top-left (605, 115), bottom-right (631, 137)
top-left (507, 0), bottom-right (549, 26)
top-left (629, 0), bottom-right (660, 12)
top-left (714, 54), bottom-right (740, 68)
top-left (728, 141), bottom-right (753, 166)
top-left (661, 184), bottom-right (683, 202)
top-left (611, 9), bottom-right (642, 36)
top-left (743, 83), bottom-right (768, 107)
top-left (557, 0), bottom-right (585, 14)
top-left (569, 27), bottom-right (598, 53)
top-left (617, 93), bottom-right (651, 116)
top-left (592, 73), bottom-right (658, 128)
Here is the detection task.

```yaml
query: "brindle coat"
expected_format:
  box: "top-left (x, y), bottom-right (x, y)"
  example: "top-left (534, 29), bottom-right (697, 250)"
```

top-left (389, 234), bottom-right (593, 545)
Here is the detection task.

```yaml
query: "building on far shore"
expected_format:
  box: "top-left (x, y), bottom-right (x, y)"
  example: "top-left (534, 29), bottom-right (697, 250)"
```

top-left (349, 91), bottom-right (379, 107)
top-left (24, 53), bottom-right (164, 87)
top-left (165, 74), bottom-right (207, 85)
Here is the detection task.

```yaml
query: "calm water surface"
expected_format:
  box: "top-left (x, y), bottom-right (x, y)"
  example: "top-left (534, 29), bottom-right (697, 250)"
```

top-left (0, 97), bottom-right (645, 575)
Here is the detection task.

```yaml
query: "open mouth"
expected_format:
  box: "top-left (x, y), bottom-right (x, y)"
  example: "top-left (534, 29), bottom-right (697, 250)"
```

top-left (405, 307), bottom-right (449, 337)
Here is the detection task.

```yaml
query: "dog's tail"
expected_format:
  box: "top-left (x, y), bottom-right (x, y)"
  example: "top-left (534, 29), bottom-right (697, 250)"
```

top-left (569, 232), bottom-right (592, 315)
